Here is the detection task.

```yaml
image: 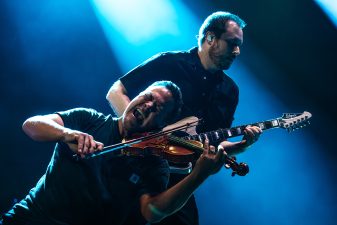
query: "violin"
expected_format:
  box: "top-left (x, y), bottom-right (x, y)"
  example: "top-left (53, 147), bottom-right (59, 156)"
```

top-left (74, 119), bottom-right (249, 177)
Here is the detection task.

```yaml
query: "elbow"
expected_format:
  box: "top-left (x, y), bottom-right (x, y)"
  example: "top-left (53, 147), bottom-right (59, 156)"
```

top-left (22, 118), bottom-right (35, 139)
top-left (106, 88), bottom-right (119, 110)
top-left (106, 80), bottom-right (124, 103)
top-left (106, 87), bottom-right (114, 102)
top-left (141, 196), bottom-right (168, 223)
top-left (22, 116), bottom-right (41, 141)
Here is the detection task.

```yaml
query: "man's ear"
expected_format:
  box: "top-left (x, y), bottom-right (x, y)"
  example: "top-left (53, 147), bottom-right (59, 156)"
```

top-left (207, 35), bottom-right (214, 42)
top-left (206, 32), bottom-right (215, 44)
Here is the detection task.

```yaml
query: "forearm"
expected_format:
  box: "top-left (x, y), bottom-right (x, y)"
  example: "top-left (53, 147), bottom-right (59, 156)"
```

top-left (106, 80), bottom-right (130, 117)
top-left (22, 115), bottom-right (67, 142)
top-left (220, 140), bottom-right (247, 156)
top-left (142, 170), bottom-right (207, 222)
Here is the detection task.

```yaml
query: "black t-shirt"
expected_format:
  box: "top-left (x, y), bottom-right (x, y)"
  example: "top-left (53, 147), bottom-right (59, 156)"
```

top-left (3, 108), bottom-right (169, 225)
top-left (120, 47), bottom-right (239, 134)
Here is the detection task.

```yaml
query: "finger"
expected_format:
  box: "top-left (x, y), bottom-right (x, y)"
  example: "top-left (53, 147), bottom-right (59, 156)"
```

top-left (253, 126), bottom-right (263, 133)
top-left (214, 145), bottom-right (226, 161)
top-left (217, 145), bottom-right (227, 161)
top-left (77, 135), bottom-right (84, 153)
top-left (96, 141), bottom-right (104, 151)
top-left (220, 145), bottom-right (228, 162)
top-left (202, 144), bottom-right (208, 156)
top-left (88, 135), bottom-right (96, 153)
top-left (83, 135), bottom-right (90, 154)
top-left (248, 126), bottom-right (262, 141)
top-left (218, 145), bottom-right (227, 155)
top-left (244, 128), bottom-right (256, 143)
top-left (209, 145), bottom-right (216, 154)
top-left (204, 138), bottom-right (209, 151)
top-left (249, 126), bottom-right (262, 136)
top-left (245, 127), bottom-right (255, 137)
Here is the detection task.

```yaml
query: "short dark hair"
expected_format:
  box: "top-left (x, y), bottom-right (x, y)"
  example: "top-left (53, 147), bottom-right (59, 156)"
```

top-left (198, 11), bottom-right (247, 47)
top-left (149, 80), bottom-right (183, 124)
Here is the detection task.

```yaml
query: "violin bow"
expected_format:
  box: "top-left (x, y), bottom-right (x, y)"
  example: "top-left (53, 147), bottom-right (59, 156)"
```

top-left (73, 118), bottom-right (201, 160)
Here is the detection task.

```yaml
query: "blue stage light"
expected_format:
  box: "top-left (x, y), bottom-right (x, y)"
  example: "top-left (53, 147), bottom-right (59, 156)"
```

top-left (315, 0), bottom-right (337, 28)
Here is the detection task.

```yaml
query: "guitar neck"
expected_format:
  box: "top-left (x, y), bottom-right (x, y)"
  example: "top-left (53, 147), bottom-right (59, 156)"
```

top-left (184, 118), bottom-right (281, 144)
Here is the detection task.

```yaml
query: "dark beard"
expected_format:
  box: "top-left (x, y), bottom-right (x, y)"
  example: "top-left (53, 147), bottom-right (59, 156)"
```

top-left (208, 46), bottom-right (231, 70)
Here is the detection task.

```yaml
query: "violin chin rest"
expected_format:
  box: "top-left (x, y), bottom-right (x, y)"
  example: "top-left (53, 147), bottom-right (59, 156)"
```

top-left (163, 116), bottom-right (199, 135)
top-left (169, 162), bottom-right (192, 174)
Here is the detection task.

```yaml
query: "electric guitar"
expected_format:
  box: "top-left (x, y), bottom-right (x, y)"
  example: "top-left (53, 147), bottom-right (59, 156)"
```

top-left (167, 111), bottom-right (312, 174)
top-left (79, 112), bottom-right (312, 175)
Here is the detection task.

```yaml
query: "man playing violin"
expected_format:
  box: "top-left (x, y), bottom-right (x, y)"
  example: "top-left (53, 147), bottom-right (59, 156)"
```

top-left (1, 81), bottom-right (229, 225)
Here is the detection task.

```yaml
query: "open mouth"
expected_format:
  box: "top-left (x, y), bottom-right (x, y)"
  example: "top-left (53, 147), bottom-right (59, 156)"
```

top-left (133, 108), bottom-right (145, 124)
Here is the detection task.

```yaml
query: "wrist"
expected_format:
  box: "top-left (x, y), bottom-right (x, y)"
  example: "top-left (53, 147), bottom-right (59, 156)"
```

top-left (60, 128), bottom-right (72, 142)
top-left (190, 166), bottom-right (209, 185)
top-left (238, 140), bottom-right (250, 149)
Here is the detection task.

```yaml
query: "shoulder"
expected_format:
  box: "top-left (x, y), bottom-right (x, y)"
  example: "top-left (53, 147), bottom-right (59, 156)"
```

top-left (143, 49), bottom-right (193, 65)
top-left (57, 107), bottom-right (101, 117)
top-left (56, 108), bottom-right (111, 128)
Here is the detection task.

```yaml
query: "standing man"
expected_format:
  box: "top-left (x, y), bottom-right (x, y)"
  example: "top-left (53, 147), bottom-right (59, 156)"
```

top-left (1, 81), bottom-right (228, 225)
top-left (106, 12), bottom-right (262, 225)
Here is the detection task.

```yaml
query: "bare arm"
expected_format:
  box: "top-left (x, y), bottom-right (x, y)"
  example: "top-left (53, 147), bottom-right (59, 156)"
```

top-left (106, 80), bottom-right (131, 117)
top-left (22, 114), bottom-right (103, 155)
top-left (140, 143), bottom-right (226, 223)
top-left (23, 114), bottom-right (67, 142)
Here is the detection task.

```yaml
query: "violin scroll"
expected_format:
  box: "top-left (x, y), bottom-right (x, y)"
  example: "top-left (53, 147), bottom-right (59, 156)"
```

top-left (224, 156), bottom-right (249, 176)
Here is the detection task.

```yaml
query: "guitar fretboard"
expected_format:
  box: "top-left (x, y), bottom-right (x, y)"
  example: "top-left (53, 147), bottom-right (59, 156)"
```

top-left (183, 119), bottom-right (280, 144)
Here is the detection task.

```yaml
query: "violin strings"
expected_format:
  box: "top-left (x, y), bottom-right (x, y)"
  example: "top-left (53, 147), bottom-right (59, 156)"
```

top-left (98, 119), bottom-right (201, 152)
top-left (168, 136), bottom-right (204, 154)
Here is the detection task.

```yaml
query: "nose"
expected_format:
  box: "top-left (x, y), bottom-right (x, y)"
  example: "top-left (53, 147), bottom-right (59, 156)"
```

top-left (233, 46), bottom-right (240, 56)
top-left (144, 101), bottom-right (157, 113)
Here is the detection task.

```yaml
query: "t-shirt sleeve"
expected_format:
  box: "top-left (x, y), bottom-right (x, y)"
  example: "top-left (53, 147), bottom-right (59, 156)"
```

top-left (120, 53), bottom-right (170, 99)
top-left (56, 108), bottom-right (101, 131)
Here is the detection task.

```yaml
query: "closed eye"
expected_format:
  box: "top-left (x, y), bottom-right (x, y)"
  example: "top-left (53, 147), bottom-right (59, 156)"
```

top-left (144, 93), bottom-right (154, 101)
top-left (226, 38), bottom-right (242, 47)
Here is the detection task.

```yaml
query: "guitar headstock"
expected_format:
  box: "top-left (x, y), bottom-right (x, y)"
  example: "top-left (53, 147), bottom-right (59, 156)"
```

top-left (278, 111), bottom-right (312, 132)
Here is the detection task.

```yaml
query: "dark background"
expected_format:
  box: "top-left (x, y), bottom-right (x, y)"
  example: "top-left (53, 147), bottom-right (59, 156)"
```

top-left (1, 0), bottom-right (336, 224)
